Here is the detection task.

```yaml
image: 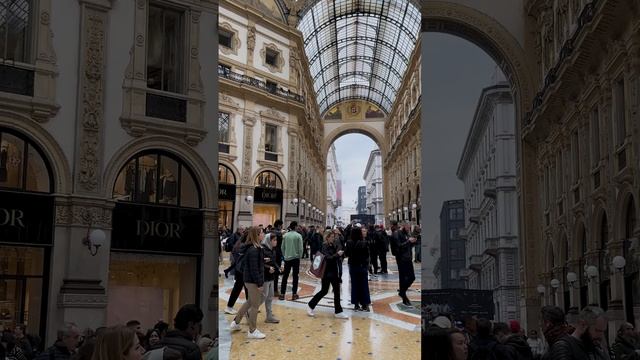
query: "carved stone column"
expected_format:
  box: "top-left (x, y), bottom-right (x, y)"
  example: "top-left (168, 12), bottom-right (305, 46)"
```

top-left (75, 0), bottom-right (110, 195)
top-left (202, 210), bottom-right (218, 336)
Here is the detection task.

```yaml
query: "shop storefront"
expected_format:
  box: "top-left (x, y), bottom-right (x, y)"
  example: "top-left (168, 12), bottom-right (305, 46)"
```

top-left (109, 151), bottom-right (203, 329)
top-left (0, 128), bottom-right (54, 340)
top-left (218, 164), bottom-right (236, 231)
top-left (253, 171), bottom-right (283, 226)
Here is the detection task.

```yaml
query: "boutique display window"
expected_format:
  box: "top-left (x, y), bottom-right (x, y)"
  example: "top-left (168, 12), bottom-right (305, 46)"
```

top-left (0, 246), bottom-right (45, 336)
top-left (0, 128), bottom-right (53, 340)
top-left (217, 164), bottom-right (236, 231)
top-left (106, 253), bottom-right (196, 329)
top-left (110, 150), bottom-right (203, 323)
top-left (0, 131), bottom-right (51, 192)
top-left (113, 152), bottom-right (200, 208)
top-left (253, 171), bottom-right (283, 226)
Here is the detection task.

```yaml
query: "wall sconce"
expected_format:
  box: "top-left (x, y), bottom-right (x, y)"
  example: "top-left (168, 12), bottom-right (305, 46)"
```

top-left (82, 228), bottom-right (106, 256)
top-left (612, 256), bottom-right (626, 272)
top-left (412, 203), bottom-right (417, 209)
top-left (566, 272), bottom-right (578, 288)
top-left (585, 265), bottom-right (598, 281)
top-left (301, 199), bottom-right (306, 205)
top-left (392, 210), bottom-right (396, 215)
top-left (308, 203), bottom-right (312, 208)
top-left (536, 284), bottom-right (546, 295)
top-left (312, 206), bottom-right (316, 211)
top-left (245, 195), bottom-right (253, 203)
top-left (403, 206), bottom-right (408, 211)
top-left (292, 198), bottom-right (299, 205)
top-left (550, 278), bottom-right (560, 289)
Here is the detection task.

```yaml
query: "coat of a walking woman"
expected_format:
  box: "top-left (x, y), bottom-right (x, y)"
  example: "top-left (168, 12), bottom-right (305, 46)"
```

top-left (307, 230), bottom-right (349, 319)
top-left (345, 225), bottom-right (371, 311)
top-left (229, 226), bottom-right (267, 339)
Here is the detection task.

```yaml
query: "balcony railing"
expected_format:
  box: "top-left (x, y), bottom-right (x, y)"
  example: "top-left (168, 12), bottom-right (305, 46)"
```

top-left (469, 208), bottom-right (480, 224)
top-left (483, 178), bottom-right (496, 199)
top-left (469, 255), bottom-right (483, 272)
top-left (484, 237), bottom-right (498, 257)
top-left (218, 65), bottom-right (304, 103)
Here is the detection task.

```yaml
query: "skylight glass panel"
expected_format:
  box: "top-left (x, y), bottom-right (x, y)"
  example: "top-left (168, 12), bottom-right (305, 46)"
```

top-left (298, 0), bottom-right (420, 117)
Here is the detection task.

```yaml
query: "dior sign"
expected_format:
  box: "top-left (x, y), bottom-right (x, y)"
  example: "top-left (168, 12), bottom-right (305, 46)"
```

top-left (136, 220), bottom-right (181, 239)
top-left (112, 203), bottom-right (203, 255)
top-left (0, 208), bottom-right (25, 227)
top-left (254, 187), bottom-right (283, 204)
top-left (0, 191), bottom-right (54, 245)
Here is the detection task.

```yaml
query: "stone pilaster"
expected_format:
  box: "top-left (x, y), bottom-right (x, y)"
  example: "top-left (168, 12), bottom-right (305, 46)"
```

top-left (74, 0), bottom-right (110, 195)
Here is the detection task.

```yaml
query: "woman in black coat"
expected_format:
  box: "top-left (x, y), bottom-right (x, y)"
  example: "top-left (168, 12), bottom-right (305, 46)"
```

top-left (229, 227), bottom-right (266, 339)
top-left (345, 225), bottom-right (371, 311)
top-left (306, 230), bottom-right (348, 319)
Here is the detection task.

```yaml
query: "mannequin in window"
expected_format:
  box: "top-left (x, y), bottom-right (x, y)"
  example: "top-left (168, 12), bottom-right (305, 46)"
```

top-left (0, 145), bottom-right (7, 182)
top-left (159, 168), bottom-right (177, 203)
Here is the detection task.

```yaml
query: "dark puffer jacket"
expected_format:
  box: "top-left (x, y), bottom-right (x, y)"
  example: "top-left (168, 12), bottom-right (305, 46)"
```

top-left (504, 335), bottom-right (533, 360)
top-left (546, 334), bottom-right (610, 360)
top-left (612, 334), bottom-right (640, 360)
top-left (34, 342), bottom-right (72, 360)
top-left (345, 239), bottom-right (369, 267)
top-left (156, 330), bottom-right (201, 360)
top-left (392, 229), bottom-right (414, 263)
top-left (243, 245), bottom-right (265, 287)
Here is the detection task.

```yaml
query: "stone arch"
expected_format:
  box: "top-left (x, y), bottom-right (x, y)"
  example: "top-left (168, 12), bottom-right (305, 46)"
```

top-left (252, 167), bottom-right (287, 190)
top-left (323, 123), bottom-right (387, 160)
top-left (573, 216), bottom-right (588, 257)
top-left (546, 239), bottom-right (556, 271)
top-left (0, 110), bottom-right (72, 194)
top-left (421, 1), bottom-right (535, 125)
top-left (103, 136), bottom-right (217, 208)
top-left (218, 161), bottom-right (240, 185)
top-left (557, 228), bottom-right (570, 267)
top-left (614, 187), bottom-right (639, 242)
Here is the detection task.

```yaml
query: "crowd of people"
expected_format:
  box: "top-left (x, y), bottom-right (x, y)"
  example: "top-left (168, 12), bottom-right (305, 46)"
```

top-left (221, 219), bottom-right (421, 339)
top-left (423, 305), bottom-right (640, 360)
top-left (1, 305), bottom-right (217, 360)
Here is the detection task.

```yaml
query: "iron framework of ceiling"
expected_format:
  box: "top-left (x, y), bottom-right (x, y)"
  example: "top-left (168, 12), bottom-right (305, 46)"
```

top-left (296, 0), bottom-right (421, 116)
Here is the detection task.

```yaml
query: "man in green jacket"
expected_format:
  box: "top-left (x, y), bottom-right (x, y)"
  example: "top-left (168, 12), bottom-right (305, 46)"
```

top-left (279, 221), bottom-right (303, 300)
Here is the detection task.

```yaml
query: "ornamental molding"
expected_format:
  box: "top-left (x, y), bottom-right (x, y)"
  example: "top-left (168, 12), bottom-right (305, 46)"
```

top-left (422, 1), bottom-right (534, 120)
top-left (241, 119), bottom-right (255, 185)
top-left (219, 22), bottom-right (241, 56)
top-left (260, 108), bottom-right (285, 123)
top-left (55, 203), bottom-right (113, 227)
top-left (220, 92), bottom-right (240, 109)
top-left (57, 293), bottom-right (108, 308)
top-left (260, 42), bottom-right (285, 74)
top-left (76, 9), bottom-right (107, 193)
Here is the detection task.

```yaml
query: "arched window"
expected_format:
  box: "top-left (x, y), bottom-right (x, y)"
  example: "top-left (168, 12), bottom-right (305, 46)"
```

top-left (112, 151), bottom-right (201, 208)
top-left (0, 128), bottom-right (52, 193)
top-left (255, 171), bottom-right (282, 189)
top-left (218, 164), bottom-right (235, 184)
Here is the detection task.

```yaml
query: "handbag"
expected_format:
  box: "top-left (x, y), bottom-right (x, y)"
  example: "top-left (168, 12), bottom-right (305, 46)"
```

top-left (310, 251), bottom-right (326, 279)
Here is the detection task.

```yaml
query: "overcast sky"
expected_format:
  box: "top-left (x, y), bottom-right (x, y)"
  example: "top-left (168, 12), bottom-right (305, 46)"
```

top-left (421, 33), bottom-right (503, 276)
top-left (332, 134), bottom-right (378, 216)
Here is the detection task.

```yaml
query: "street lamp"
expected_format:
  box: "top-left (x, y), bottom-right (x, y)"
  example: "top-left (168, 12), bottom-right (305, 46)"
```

top-left (566, 272), bottom-right (578, 288)
top-left (612, 256), bottom-right (626, 272)
top-left (536, 284), bottom-right (546, 295)
top-left (585, 265), bottom-right (598, 281)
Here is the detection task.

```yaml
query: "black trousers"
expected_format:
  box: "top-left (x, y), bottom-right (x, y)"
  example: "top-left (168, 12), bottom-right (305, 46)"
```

top-left (397, 260), bottom-right (416, 297)
top-left (274, 254), bottom-right (282, 293)
top-left (280, 258), bottom-right (300, 295)
top-left (227, 271), bottom-right (247, 308)
top-left (308, 276), bottom-right (343, 313)
top-left (378, 251), bottom-right (388, 273)
top-left (370, 250), bottom-right (379, 273)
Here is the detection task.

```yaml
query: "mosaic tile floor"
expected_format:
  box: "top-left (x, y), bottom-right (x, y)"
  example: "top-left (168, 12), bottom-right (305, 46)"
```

top-left (219, 256), bottom-right (421, 359)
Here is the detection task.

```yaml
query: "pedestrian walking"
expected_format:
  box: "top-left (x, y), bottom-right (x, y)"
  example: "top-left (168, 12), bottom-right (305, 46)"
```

top-left (391, 221), bottom-right (417, 306)
top-left (307, 230), bottom-right (349, 319)
top-left (279, 221), bottom-right (303, 301)
top-left (229, 227), bottom-right (267, 339)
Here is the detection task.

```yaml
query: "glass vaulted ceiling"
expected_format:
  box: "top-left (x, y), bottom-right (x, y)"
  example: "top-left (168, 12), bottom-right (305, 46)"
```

top-left (298, 0), bottom-right (421, 116)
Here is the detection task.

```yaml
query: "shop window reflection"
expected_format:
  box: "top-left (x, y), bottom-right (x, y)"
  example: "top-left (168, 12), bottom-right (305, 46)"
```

top-left (0, 133), bottom-right (25, 189)
top-left (255, 171), bottom-right (282, 189)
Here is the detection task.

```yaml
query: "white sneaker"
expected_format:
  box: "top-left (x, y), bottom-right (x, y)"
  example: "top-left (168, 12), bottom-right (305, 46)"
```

top-left (229, 320), bottom-right (241, 331)
top-left (247, 329), bottom-right (266, 339)
top-left (307, 307), bottom-right (316, 317)
top-left (335, 312), bottom-right (349, 319)
top-left (224, 307), bottom-right (237, 315)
